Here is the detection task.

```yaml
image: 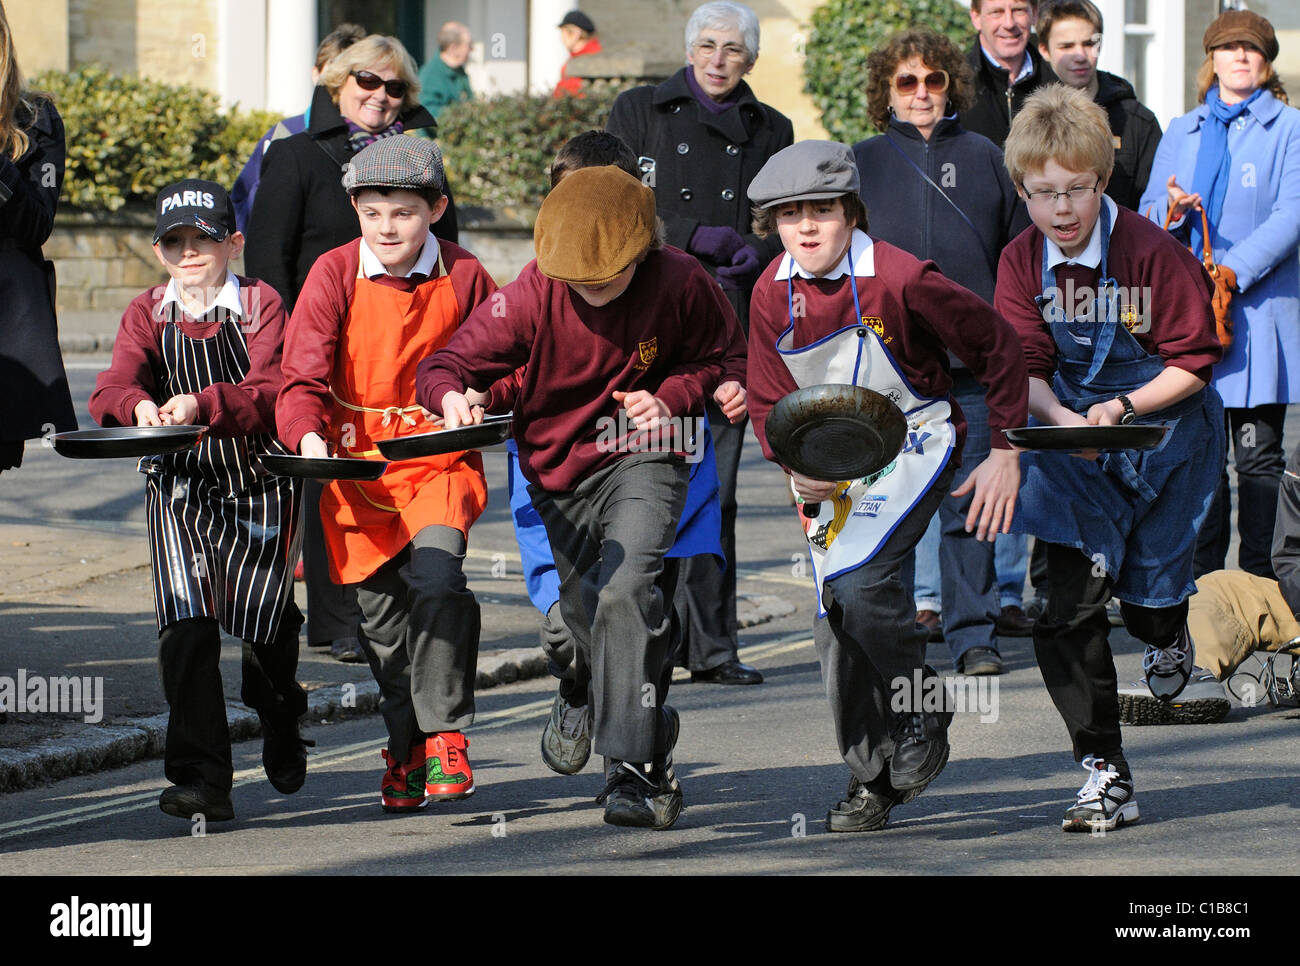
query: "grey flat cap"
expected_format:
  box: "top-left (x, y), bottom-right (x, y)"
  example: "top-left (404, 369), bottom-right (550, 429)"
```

top-left (748, 140), bottom-right (860, 209)
top-left (341, 136), bottom-right (446, 194)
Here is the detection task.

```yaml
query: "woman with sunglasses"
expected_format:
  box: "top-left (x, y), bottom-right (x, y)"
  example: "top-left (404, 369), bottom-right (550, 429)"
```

top-left (246, 33), bottom-right (459, 665)
top-left (852, 28), bottom-right (1032, 677)
top-left (1139, 9), bottom-right (1300, 584)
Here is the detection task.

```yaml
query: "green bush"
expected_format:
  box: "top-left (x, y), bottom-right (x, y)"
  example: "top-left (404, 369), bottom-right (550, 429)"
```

top-left (804, 0), bottom-right (974, 144)
top-left (33, 66), bottom-right (281, 213)
top-left (436, 89), bottom-right (619, 212)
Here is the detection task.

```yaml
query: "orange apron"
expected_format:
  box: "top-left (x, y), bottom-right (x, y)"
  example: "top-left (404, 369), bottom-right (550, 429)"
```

top-left (319, 252), bottom-right (487, 584)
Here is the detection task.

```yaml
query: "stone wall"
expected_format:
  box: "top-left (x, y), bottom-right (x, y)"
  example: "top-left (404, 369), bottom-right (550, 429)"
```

top-left (45, 209), bottom-right (171, 319)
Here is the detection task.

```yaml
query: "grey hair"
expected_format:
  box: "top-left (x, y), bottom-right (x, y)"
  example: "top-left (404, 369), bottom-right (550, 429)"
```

top-left (685, 1), bottom-right (760, 64)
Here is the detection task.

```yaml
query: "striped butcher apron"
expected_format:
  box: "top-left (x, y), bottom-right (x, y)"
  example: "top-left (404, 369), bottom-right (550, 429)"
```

top-left (776, 251), bottom-right (955, 616)
top-left (142, 310), bottom-right (302, 643)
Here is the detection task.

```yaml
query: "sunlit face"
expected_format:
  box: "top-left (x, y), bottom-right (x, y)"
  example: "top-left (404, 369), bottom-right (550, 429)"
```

top-left (774, 198), bottom-right (855, 278)
top-left (1212, 42), bottom-right (1267, 104)
top-left (886, 56), bottom-right (949, 138)
top-left (352, 189), bottom-right (445, 277)
top-left (560, 24), bottom-right (588, 54)
top-left (567, 262), bottom-right (638, 307)
top-left (970, 1), bottom-right (1036, 67)
top-left (337, 62), bottom-right (405, 133)
top-left (154, 225), bottom-right (242, 295)
top-left (444, 37), bottom-right (472, 68)
top-left (689, 24), bottom-right (754, 102)
top-left (1019, 159), bottom-right (1106, 260)
top-left (1040, 17), bottom-right (1102, 90)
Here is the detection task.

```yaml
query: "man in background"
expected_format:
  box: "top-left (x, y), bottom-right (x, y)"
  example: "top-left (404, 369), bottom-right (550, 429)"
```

top-left (963, 0), bottom-right (1046, 149)
top-left (419, 21), bottom-right (473, 120)
top-left (554, 10), bottom-right (602, 97)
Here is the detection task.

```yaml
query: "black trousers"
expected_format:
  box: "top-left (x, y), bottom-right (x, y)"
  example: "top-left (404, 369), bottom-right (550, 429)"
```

top-left (1194, 403), bottom-right (1286, 579)
top-left (1033, 544), bottom-right (1187, 771)
top-left (158, 604), bottom-right (307, 793)
top-left (302, 478), bottom-right (363, 645)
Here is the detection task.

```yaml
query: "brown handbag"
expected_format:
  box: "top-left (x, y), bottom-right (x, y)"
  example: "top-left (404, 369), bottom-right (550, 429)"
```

top-left (1164, 205), bottom-right (1235, 348)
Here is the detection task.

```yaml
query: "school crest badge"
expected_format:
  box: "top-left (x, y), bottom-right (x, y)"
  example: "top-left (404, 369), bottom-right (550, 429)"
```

top-left (862, 316), bottom-right (886, 338)
top-left (637, 337), bottom-right (658, 368)
top-left (1119, 303), bottom-right (1140, 332)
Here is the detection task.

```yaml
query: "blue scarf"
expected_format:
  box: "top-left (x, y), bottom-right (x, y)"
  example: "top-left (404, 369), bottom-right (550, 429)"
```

top-left (1189, 84), bottom-right (1263, 251)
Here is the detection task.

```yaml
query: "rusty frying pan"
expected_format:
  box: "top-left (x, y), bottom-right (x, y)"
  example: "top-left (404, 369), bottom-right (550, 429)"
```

top-left (765, 384), bottom-right (909, 517)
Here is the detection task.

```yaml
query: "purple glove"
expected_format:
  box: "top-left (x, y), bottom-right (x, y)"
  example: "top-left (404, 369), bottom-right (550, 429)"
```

top-left (689, 225), bottom-right (746, 265)
top-left (715, 244), bottom-right (762, 292)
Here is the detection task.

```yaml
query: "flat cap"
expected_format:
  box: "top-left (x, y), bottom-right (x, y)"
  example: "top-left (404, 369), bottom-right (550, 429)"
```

top-left (1203, 9), bottom-right (1278, 61)
top-left (534, 166), bottom-right (656, 285)
top-left (341, 136), bottom-right (446, 194)
top-left (558, 10), bottom-right (596, 33)
top-left (748, 140), bottom-right (860, 209)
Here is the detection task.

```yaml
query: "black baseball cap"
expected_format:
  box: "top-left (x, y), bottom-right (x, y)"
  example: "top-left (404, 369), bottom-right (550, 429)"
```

top-left (558, 10), bottom-right (596, 33)
top-left (153, 179), bottom-right (237, 244)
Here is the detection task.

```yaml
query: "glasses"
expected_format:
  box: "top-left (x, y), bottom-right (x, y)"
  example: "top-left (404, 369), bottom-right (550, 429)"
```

top-left (892, 70), bottom-right (949, 95)
top-left (1022, 178), bottom-right (1102, 206)
top-left (692, 40), bottom-right (748, 62)
top-left (351, 70), bottom-right (408, 99)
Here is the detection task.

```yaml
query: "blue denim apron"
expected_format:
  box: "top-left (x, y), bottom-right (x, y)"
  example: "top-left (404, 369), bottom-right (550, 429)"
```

top-left (1014, 202), bottom-right (1225, 607)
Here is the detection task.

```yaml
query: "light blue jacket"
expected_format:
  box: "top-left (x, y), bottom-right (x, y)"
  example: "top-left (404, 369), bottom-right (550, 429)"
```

top-left (1140, 89), bottom-right (1300, 408)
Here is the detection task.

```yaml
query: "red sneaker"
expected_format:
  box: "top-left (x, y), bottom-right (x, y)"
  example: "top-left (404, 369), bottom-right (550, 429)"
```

top-left (380, 745), bottom-right (427, 813)
top-left (425, 732), bottom-right (474, 800)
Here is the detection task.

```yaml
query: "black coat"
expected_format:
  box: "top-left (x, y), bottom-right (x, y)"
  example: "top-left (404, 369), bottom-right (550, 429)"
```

top-left (960, 42), bottom-right (1049, 150)
top-left (1093, 70), bottom-right (1162, 211)
top-left (0, 97), bottom-right (76, 445)
top-left (606, 68), bottom-right (793, 323)
top-left (245, 85), bottom-right (458, 313)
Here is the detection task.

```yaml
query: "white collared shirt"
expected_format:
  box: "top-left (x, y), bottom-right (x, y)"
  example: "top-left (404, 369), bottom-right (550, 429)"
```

top-left (161, 270), bottom-right (243, 319)
top-left (359, 231), bottom-right (441, 279)
top-left (774, 228), bottom-right (876, 281)
top-left (980, 44), bottom-right (1034, 85)
top-left (1043, 195), bottom-right (1118, 270)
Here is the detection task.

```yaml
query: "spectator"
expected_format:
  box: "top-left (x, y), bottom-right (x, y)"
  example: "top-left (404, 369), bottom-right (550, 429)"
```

top-left (962, 0), bottom-right (1047, 149)
top-left (1036, 0), bottom-right (1161, 210)
top-left (0, 0), bottom-right (76, 474)
top-left (419, 21), bottom-right (472, 120)
top-left (1140, 8), bottom-right (1300, 580)
top-left (554, 10), bottom-right (602, 97)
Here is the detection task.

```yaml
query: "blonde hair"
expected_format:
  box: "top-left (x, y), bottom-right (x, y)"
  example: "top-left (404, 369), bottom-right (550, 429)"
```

top-left (1195, 53), bottom-right (1288, 104)
top-left (0, 0), bottom-right (45, 160)
top-left (318, 34), bottom-right (421, 113)
top-left (1003, 84), bottom-right (1113, 185)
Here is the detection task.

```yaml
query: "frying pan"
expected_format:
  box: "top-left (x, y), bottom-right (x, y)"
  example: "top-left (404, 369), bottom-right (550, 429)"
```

top-left (259, 453), bottom-right (389, 481)
top-left (52, 425), bottom-right (208, 459)
top-left (1003, 425), bottom-right (1168, 452)
top-left (376, 414), bottom-right (513, 461)
top-left (765, 384), bottom-right (908, 518)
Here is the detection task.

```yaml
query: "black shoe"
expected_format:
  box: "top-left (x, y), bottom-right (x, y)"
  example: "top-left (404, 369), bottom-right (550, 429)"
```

top-left (995, 604), bottom-right (1035, 637)
top-left (889, 706), bottom-right (951, 793)
top-left (916, 609), bottom-right (944, 642)
top-left (330, 637), bottom-right (366, 663)
top-left (159, 782), bottom-right (234, 822)
top-left (827, 774), bottom-right (901, 832)
top-left (260, 713), bottom-right (314, 794)
top-left (540, 690), bottom-right (591, 775)
top-left (690, 659), bottom-right (763, 685)
top-left (596, 707), bottom-right (682, 829)
top-left (958, 646), bottom-right (1004, 676)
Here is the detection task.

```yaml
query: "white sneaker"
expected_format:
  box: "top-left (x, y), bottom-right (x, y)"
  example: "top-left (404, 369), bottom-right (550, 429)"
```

top-left (1142, 624), bottom-right (1194, 701)
top-left (1118, 667), bottom-right (1230, 724)
top-left (1062, 756), bottom-right (1139, 833)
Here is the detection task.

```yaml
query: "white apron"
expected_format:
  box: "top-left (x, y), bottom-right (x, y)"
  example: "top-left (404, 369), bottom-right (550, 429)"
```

top-left (776, 252), bottom-right (955, 616)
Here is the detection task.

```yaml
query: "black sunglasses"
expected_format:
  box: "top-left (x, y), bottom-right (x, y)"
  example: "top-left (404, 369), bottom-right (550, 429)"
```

top-left (351, 70), bottom-right (409, 99)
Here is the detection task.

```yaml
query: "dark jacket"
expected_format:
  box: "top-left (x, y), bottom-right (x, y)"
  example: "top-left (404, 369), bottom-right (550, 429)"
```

top-left (961, 42), bottom-right (1049, 149)
top-left (1092, 70), bottom-right (1162, 211)
top-left (853, 116), bottom-right (1030, 306)
top-left (606, 68), bottom-right (794, 324)
top-left (0, 97), bottom-right (77, 445)
top-left (244, 85), bottom-right (458, 313)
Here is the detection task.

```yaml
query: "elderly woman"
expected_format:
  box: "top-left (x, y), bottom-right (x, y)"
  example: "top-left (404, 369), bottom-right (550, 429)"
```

top-left (1140, 9), bottom-right (1300, 580)
top-left (852, 28), bottom-right (1031, 675)
top-left (246, 33), bottom-right (457, 663)
top-left (0, 0), bottom-right (76, 474)
top-left (606, 1), bottom-right (792, 686)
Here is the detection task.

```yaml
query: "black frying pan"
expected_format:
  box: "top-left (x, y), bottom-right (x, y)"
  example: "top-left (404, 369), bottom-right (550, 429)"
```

top-left (259, 453), bottom-right (388, 481)
top-left (52, 425), bottom-right (208, 459)
top-left (765, 384), bottom-right (908, 518)
top-left (1004, 425), bottom-right (1168, 452)
top-left (376, 414), bottom-right (513, 461)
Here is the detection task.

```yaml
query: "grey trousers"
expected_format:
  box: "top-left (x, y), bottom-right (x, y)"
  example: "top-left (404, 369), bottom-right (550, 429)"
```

top-left (530, 452), bottom-right (689, 764)
top-left (353, 525), bottom-right (479, 758)
top-left (814, 463), bottom-right (956, 785)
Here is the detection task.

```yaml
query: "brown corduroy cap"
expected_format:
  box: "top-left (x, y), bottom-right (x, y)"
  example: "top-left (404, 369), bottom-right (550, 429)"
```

top-left (534, 166), bottom-right (656, 285)
top-left (1203, 9), bottom-right (1278, 62)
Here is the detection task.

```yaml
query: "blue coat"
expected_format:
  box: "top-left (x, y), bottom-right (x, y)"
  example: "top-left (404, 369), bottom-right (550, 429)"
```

top-left (1139, 89), bottom-right (1300, 408)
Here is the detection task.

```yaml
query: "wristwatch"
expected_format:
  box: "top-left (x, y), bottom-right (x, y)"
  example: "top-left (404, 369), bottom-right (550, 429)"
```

top-left (1116, 394), bottom-right (1137, 425)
